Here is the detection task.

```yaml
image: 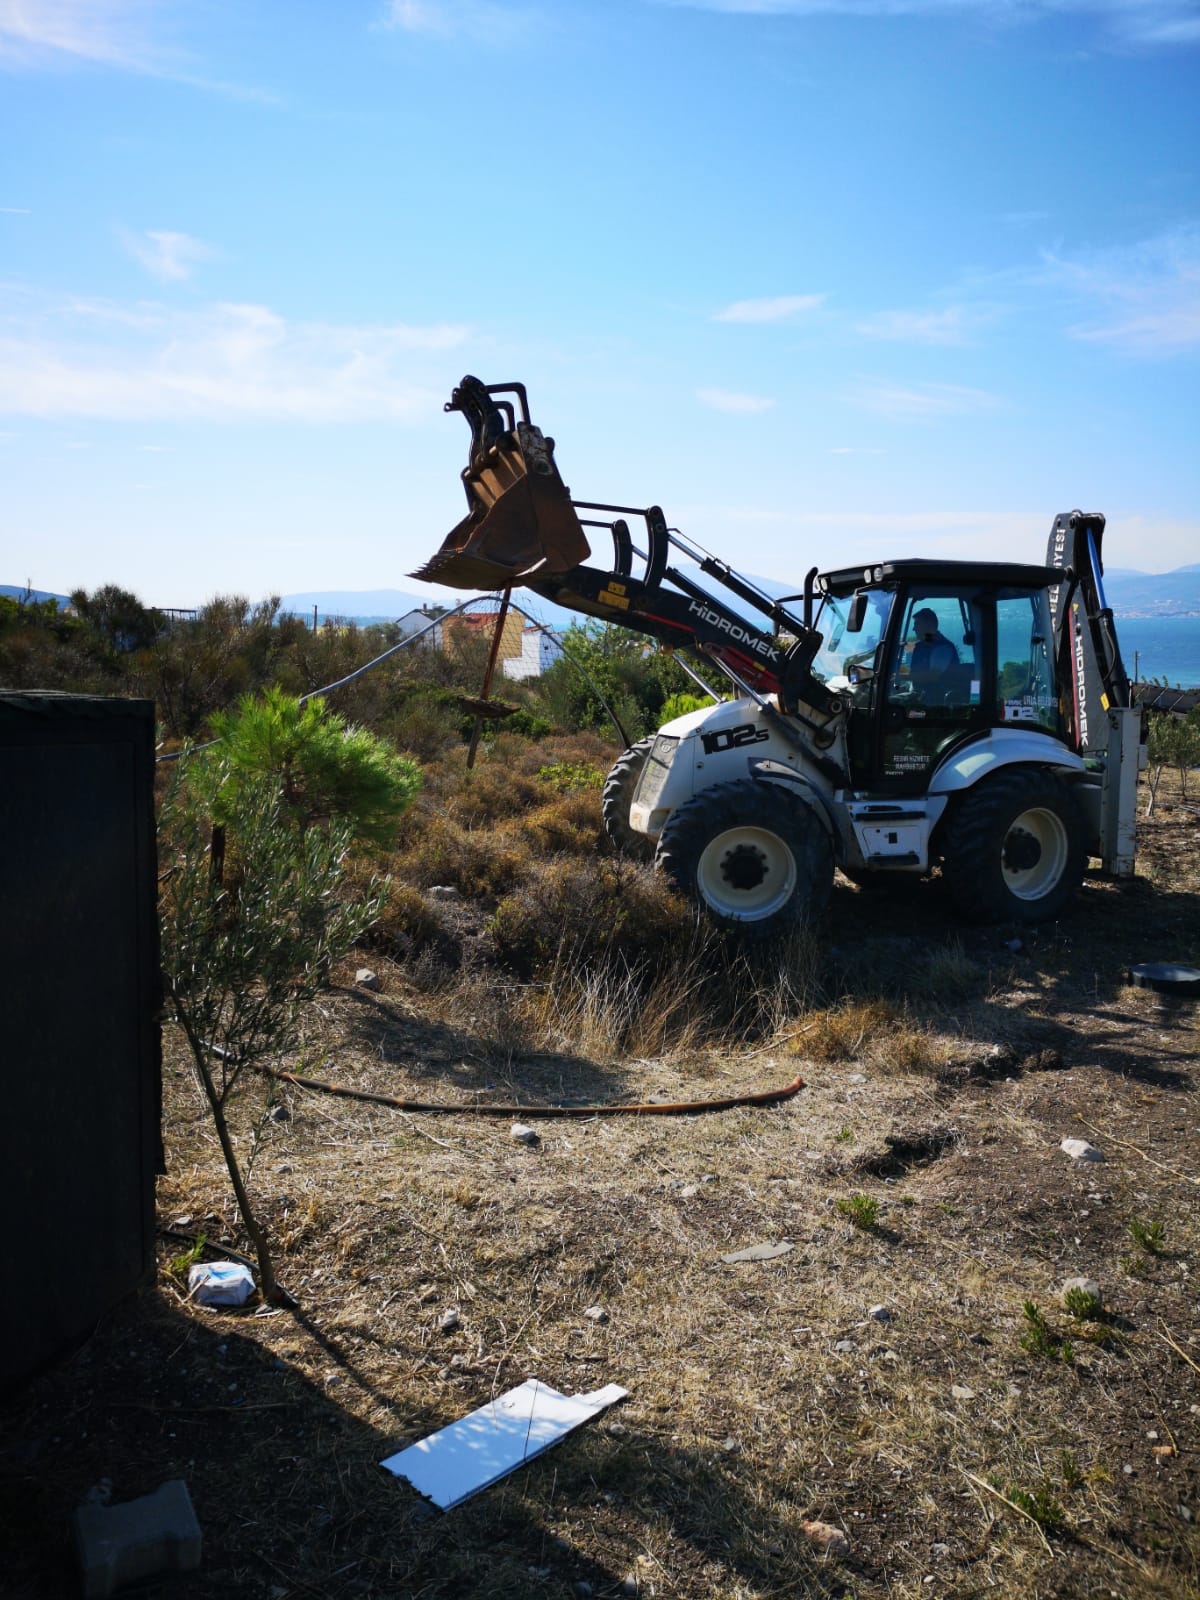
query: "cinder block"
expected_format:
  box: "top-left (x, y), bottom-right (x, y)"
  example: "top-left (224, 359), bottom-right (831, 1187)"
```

top-left (73, 1479), bottom-right (201, 1598)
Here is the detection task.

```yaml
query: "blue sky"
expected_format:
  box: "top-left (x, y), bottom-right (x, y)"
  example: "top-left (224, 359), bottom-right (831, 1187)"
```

top-left (2, 0), bottom-right (1197, 608)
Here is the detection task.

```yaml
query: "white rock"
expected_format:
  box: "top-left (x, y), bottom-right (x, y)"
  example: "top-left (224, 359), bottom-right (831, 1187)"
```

top-left (355, 968), bottom-right (380, 990)
top-left (511, 1123), bottom-right (539, 1144)
top-left (1061, 1275), bottom-right (1102, 1305)
top-left (1061, 1137), bottom-right (1105, 1162)
top-left (428, 885), bottom-right (461, 902)
top-left (583, 1305), bottom-right (609, 1323)
top-left (868, 1304), bottom-right (891, 1322)
top-left (951, 1384), bottom-right (975, 1401)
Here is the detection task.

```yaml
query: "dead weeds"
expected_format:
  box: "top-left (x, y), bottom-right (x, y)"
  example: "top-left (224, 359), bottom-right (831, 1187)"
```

top-left (3, 766), bottom-right (1199, 1600)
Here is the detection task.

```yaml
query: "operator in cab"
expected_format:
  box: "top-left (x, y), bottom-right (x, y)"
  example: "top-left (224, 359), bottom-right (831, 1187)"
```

top-left (909, 607), bottom-right (958, 693)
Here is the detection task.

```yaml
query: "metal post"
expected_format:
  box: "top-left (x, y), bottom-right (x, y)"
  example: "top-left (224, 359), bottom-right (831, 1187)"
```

top-left (467, 590), bottom-right (512, 770)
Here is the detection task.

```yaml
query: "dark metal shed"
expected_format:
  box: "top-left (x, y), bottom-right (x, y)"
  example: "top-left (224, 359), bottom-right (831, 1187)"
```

top-left (0, 694), bottom-right (162, 1389)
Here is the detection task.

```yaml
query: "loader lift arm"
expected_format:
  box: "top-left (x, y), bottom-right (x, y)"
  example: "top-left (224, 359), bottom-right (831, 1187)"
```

top-left (412, 376), bottom-right (843, 727)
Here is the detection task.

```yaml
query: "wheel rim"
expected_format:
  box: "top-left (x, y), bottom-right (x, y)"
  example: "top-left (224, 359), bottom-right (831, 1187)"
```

top-left (1001, 806), bottom-right (1070, 901)
top-left (696, 826), bottom-right (798, 920)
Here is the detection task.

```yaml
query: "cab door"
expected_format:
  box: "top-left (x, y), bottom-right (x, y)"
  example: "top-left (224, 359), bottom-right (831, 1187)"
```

top-left (875, 589), bottom-right (990, 794)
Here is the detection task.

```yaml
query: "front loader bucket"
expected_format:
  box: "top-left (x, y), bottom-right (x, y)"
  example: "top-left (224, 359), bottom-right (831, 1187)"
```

top-left (411, 376), bottom-right (591, 590)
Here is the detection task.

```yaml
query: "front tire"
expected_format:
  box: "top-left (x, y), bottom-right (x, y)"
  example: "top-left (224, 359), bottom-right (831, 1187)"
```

top-left (601, 737), bottom-right (656, 862)
top-left (655, 780), bottom-right (833, 932)
top-left (939, 769), bottom-right (1085, 924)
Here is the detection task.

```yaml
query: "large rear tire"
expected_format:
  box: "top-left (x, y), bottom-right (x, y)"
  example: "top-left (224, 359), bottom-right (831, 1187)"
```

top-left (939, 769), bottom-right (1085, 924)
top-left (655, 780), bottom-right (833, 932)
top-left (601, 737), bottom-right (656, 862)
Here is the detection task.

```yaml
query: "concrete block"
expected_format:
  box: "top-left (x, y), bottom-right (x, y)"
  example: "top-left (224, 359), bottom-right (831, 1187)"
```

top-left (73, 1479), bottom-right (201, 1598)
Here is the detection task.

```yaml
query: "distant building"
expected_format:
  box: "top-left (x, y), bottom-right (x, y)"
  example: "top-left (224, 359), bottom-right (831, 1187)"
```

top-left (395, 605), bottom-right (446, 647)
top-left (503, 625), bottom-right (564, 681)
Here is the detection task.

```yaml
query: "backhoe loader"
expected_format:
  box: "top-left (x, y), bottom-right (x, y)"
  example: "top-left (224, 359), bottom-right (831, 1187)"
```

top-left (413, 376), bottom-right (1144, 931)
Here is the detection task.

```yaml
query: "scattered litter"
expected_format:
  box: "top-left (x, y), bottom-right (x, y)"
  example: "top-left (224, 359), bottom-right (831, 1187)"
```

top-left (437, 1308), bottom-right (460, 1334)
top-left (583, 1305), bottom-right (609, 1323)
top-left (380, 1379), bottom-right (628, 1509)
top-left (951, 1384), bottom-right (976, 1402)
top-left (355, 968), bottom-right (381, 990)
top-left (868, 1304), bottom-right (891, 1322)
top-left (187, 1262), bottom-right (255, 1307)
top-left (511, 1123), bottom-right (539, 1145)
top-left (802, 1519), bottom-right (849, 1558)
top-left (1153, 1445), bottom-right (1177, 1459)
top-left (1129, 962), bottom-right (1200, 995)
top-left (720, 1241), bottom-right (794, 1264)
top-left (1061, 1137), bottom-right (1105, 1162)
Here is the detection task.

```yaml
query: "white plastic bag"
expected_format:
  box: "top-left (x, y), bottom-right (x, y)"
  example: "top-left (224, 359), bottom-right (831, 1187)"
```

top-left (188, 1261), bottom-right (256, 1306)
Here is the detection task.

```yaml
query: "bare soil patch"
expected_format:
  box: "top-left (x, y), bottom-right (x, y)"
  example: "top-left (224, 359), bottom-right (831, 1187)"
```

top-left (3, 776), bottom-right (1199, 1600)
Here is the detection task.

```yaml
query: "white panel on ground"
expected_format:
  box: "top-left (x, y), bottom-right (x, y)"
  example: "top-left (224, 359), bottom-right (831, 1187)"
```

top-left (380, 1381), bottom-right (628, 1510)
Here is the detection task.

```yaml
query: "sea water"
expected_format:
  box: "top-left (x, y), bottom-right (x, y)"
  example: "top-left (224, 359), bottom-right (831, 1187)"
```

top-left (1116, 614), bottom-right (1200, 690)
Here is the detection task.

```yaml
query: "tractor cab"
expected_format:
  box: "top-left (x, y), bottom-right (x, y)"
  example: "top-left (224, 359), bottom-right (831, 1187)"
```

top-left (809, 560), bottom-right (1065, 795)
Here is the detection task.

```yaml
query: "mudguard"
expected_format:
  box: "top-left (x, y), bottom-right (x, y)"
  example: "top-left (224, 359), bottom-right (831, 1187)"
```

top-left (928, 729), bottom-right (1087, 795)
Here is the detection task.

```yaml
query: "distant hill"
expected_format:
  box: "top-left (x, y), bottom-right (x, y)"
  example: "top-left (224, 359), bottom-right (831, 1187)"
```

top-left (1, 585), bottom-right (71, 606)
top-left (1101, 566), bottom-right (1200, 617)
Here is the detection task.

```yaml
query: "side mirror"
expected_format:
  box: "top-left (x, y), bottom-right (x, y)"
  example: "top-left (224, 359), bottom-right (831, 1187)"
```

top-left (846, 590), bottom-right (869, 633)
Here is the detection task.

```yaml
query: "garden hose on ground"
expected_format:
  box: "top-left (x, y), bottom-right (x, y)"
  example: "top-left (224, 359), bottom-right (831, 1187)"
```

top-left (258, 1063), bottom-right (805, 1118)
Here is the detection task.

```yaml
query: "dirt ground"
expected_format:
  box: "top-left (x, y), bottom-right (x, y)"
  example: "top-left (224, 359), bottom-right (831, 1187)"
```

top-left (3, 775), bottom-right (1199, 1600)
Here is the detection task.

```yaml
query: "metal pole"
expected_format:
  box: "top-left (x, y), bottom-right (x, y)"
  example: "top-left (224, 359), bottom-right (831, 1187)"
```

top-left (467, 589), bottom-right (512, 769)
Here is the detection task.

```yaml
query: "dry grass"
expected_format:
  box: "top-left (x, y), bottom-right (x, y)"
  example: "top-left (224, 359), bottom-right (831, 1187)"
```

top-left (4, 763), bottom-right (1199, 1600)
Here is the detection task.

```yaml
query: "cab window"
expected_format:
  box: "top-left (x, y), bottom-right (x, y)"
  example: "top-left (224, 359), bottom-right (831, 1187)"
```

top-left (810, 588), bottom-right (893, 697)
top-left (995, 590), bottom-right (1059, 732)
top-left (887, 594), bottom-right (982, 711)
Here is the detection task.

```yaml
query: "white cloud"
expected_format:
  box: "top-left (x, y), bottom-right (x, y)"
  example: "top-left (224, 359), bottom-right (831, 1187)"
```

top-left (1, 206), bottom-right (31, 213)
top-left (121, 229), bottom-right (216, 283)
top-left (658, 0), bottom-right (1200, 49)
top-left (0, 0), bottom-right (277, 99)
top-left (713, 293), bottom-right (825, 323)
top-left (1040, 226), bottom-right (1200, 355)
top-left (0, 0), bottom-right (157, 69)
top-left (380, 0), bottom-right (540, 40)
top-left (696, 386), bottom-right (776, 414)
top-left (850, 378), bottom-right (1002, 418)
top-left (0, 290), bottom-right (472, 422)
top-left (856, 305), bottom-right (989, 345)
